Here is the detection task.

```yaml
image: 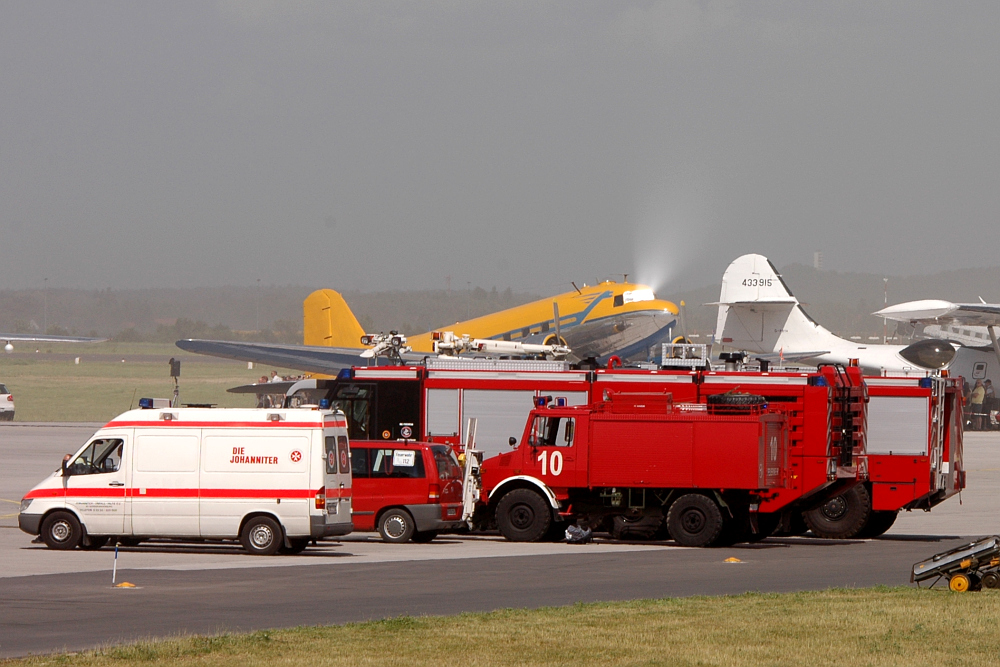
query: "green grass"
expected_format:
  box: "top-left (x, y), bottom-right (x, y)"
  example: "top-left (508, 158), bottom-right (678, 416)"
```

top-left (0, 343), bottom-right (290, 422)
top-left (5, 588), bottom-right (1000, 666)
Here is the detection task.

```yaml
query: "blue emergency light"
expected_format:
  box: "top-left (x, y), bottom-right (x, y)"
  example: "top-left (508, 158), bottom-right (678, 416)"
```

top-left (138, 398), bottom-right (154, 409)
top-left (556, 397), bottom-right (567, 407)
top-left (808, 376), bottom-right (829, 387)
top-left (337, 368), bottom-right (353, 380)
top-left (919, 377), bottom-right (934, 388)
top-left (319, 399), bottom-right (330, 409)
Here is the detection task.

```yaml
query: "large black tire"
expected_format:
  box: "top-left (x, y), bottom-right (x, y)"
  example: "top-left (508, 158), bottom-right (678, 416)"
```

top-left (239, 516), bottom-right (283, 555)
top-left (378, 509), bottom-right (416, 543)
top-left (666, 494), bottom-right (724, 547)
top-left (40, 511), bottom-right (83, 550)
top-left (279, 537), bottom-right (310, 554)
top-left (858, 510), bottom-right (898, 538)
top-left (803, 485), bottom-right (872, 539)
top-left (496, 489), bottom-right (552, 542)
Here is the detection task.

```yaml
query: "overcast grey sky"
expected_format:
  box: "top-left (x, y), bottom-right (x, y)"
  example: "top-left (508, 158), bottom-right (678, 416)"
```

top-left (1, 2), bottom-right (998, 294)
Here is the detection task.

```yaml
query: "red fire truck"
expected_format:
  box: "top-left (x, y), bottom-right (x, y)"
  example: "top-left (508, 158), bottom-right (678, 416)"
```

top-left (466, 389), bottom-right (789, 547)
top-left (799, 374), bottom-right (965, 539)
top-left (276, 359), bottom-right (869, 542)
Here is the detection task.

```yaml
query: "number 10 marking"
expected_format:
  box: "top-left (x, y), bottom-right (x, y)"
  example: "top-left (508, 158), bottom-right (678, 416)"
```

top-left (537, 450), bottom-right (563, 476)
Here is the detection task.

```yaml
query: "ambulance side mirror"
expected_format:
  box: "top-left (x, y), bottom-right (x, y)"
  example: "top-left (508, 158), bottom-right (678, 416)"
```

top-left (61, 457), bottom-right (69, 476)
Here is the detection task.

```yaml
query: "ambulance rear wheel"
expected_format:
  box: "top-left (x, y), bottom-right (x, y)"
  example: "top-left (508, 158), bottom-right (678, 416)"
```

top-left (378, 509), bottom-right (415, 543)
top-left (496, 489), bottom-right (551, 542)
top-left (279, 538), bottom-right (309, 555)
top-left (666, 494), bottom-right (724, 547)
top-left (240, 516), bottom-right (283, 555)
top-left (40, 511), bottom-right (83, 550)
top-left (802, 485), bottom-right (871, 539)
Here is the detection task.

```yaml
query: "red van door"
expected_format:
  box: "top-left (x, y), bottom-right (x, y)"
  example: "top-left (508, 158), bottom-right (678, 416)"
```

top-left (350, 447), bottom-right (379, 531)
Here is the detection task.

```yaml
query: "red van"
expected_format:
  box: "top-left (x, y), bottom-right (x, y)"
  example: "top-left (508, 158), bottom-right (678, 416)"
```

top-left (349, 442), bottom-right (464, 542)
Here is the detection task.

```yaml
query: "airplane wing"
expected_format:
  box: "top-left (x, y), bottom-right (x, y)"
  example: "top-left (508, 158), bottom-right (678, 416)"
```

top-left (750, 350), bottom-right (832, 363)
top-left (1, 333), bottom-right (106, 343)
top-left (875, 300), bottom-right (1000, 327)
top-left (176, 339), bottom-right (428, 375)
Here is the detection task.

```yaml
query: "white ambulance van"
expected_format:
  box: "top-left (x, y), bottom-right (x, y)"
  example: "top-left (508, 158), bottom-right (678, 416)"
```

top-left (18, 403), bottom-right (353, 555)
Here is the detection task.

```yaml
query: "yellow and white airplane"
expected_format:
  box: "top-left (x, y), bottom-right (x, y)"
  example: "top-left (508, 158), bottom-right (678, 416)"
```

top-left (177, 281), bottom-right (679, 374)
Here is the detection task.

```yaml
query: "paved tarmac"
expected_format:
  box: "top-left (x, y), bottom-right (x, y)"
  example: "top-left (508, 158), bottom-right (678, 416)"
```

top-left (1, 424), bottom-right (998, 658)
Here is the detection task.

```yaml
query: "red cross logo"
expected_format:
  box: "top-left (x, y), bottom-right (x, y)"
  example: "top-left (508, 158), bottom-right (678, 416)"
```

top-left (290, 450), bottom-right (302, 463)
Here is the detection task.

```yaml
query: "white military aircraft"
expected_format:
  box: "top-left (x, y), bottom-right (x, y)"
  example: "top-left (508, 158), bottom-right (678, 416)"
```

top-left (2, 332), bottom-right (105, 352)
top-left (875, 299), bottom-right (1000, 380)
top-left (713, 254), bottom-right (956, 375)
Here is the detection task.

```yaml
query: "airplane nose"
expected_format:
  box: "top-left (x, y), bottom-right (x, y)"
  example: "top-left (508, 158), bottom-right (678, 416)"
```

top-left (899, 339), bottom-right (956, 369)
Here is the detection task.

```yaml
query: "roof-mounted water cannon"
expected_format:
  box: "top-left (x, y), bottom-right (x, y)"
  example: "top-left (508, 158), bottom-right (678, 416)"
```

top-left (359, 331), bottom-right (411, 364)
top-left (719, 351), bottom-right (746, 372)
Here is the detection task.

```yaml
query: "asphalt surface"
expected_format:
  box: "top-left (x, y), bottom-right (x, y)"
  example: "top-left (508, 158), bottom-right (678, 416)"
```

top-left (0, 536), bottom-right (968, 658)
top-left (1, 424), bottom-right (998, 658)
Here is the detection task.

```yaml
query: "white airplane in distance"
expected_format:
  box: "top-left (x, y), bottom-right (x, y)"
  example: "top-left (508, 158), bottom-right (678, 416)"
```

top-left (713, 254), bottom-right (956, 375)
top-left (875, 299), bottom-right (1000, 380)
top-left (2, 332), bottom-right (106, 353)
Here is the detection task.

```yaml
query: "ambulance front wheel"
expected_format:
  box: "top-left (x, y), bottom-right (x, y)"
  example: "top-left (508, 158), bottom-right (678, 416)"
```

top-left (378, 509), bottom-right (415, 543)
top-left (40, 511), bottom-right (83, 550)
top-left (240, 516), bottom-right (283, 556)
top-left (496, 489), bottom-right (552, 542)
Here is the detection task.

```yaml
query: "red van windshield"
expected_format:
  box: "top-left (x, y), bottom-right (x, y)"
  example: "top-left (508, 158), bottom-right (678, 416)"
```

top-left (430, 445), bottom-right (462, 480)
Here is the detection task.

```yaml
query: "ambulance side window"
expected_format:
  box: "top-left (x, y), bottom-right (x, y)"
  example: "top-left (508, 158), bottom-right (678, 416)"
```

top-left (351, 448), bottom-right (369, 478)
top-left (67, 438), bottom-right (124, 476)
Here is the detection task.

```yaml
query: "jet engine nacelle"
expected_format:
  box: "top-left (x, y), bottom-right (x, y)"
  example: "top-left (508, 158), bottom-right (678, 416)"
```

top-left (898, 339), bottom-right (956, 370)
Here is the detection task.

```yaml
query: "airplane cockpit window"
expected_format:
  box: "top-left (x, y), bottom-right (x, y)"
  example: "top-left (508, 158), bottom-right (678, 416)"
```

top-left (66, 438), bottom-right (124, 476)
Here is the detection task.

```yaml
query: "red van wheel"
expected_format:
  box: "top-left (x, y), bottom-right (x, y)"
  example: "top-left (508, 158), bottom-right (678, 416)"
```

top-left (378, 509), bottom-right (415, 543)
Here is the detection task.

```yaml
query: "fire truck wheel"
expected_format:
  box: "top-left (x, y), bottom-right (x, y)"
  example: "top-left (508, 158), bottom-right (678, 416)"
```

top-left (79, 535), bottom-right (110, 550)
top-left (981, 572), bottom-right (1000, 589)
top-left (858, 510), bottom-right (898, 538)
top-left (949, 573), bottom-right (971, 593)
top-left (240, 516), bottom-right (283, 555)
top-left (666, 494), bottom-right (724, 547)
top-left (279, 538), bottom-right (310, 554)
top-left (802, 485), bottom-right (871, 539)
top-left (41, 511), bottom-right (83, 550)
top-left (411, 530), bottom-right (438, 543)
top-left (378, 509), bottom-right (415, 543)
top-left (496, 489), bottom-right (552, 542)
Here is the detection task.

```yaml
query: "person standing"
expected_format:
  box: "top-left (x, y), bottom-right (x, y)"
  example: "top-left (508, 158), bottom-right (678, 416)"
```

top-left (971, 380), bottom-right (986, 430)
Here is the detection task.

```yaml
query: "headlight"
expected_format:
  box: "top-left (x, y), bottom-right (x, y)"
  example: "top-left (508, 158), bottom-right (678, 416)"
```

top-left (19, 498), bottom-right (33, 513)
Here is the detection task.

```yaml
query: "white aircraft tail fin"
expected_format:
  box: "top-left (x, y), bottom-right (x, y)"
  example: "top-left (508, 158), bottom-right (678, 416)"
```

top-left (714, 254), bottom-right (836, 356)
